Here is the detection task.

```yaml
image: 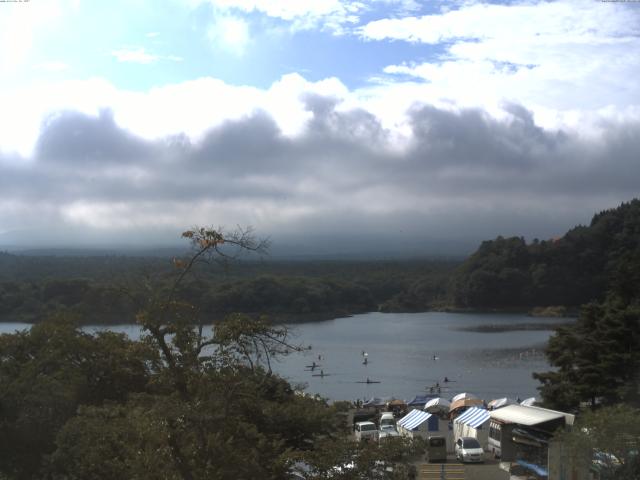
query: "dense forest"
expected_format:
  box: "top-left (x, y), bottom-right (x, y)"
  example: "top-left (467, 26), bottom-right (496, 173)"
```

top-left (448, 199), bottom-right (640, 310)
top-left (0, 252), bottom-right (457, 324)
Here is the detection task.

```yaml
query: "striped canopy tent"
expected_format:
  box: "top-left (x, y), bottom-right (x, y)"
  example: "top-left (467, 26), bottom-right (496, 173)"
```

top-left (398, 409), bottom-right (432, 431)
top-left (488, 397), bottom-right (517, 410)
top-left (453, 406), bottom-right (491, 449)
top-left (454, 407), bottom-right (490, 429)
top-left (424, 397), bottom-right (451, 413)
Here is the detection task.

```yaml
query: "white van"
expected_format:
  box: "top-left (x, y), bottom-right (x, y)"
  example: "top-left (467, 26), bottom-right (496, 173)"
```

top-left (379, 412), bottom-right (396, 430)
top-left (354, 421), bottom-right (378, 442)
top-left (378, 412), bottom-right (399, 442)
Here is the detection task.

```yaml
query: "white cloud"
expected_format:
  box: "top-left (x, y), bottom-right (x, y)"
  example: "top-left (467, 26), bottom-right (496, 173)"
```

top-left (359, 0), bottom-right (640, 122)
top-left (111, 47), bottom-right (183, 64)
top-left (0, 73), bottom-right (350, 157)
top-left (202, 0), bottom-right (368, 33)
top-left (111, 47), bottom-right (159, 64)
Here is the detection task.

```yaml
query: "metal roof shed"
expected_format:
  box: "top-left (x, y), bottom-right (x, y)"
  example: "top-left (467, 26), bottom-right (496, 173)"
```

top-left (488, 405), bottom-right (574, 463)
top-left (490, 405), bottom-right (574, 431)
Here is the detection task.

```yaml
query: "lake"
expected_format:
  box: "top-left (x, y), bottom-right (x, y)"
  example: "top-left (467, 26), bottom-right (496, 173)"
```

top-left (0, 312), bottom-right (560, 403)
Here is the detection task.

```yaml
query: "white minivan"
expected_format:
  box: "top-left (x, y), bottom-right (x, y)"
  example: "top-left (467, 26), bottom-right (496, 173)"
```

top-left (354, 421), bottom-right (378, 442)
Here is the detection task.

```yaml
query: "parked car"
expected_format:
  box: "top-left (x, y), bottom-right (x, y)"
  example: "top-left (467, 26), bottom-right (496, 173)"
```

top-left (378, 412), bottom-right (399, 442)
top-left (455, 437), bottom-right (484, 463)
top-left (379, 412), bottom-right (396, 429)
top-left (354, 421), bottom-right (378, 442)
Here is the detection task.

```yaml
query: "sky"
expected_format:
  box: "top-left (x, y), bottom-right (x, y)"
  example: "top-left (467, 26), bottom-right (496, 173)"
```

top-left (0, 0), bottom-right (639, 255)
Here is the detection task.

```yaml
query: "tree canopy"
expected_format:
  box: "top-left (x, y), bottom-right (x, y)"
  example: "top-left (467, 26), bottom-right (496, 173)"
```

top-left (0, 226), bottom-right (422, 480)
top-left (450, 199), bottom-right (640, 309)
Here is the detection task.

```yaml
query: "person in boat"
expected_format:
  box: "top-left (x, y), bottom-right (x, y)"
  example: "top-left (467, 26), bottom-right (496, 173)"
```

top-left (444, 376), bottom-right (449, 383)
top-left (320, 369), bottom-right (324, 376)
top-left (366, 377), bottom-right (371, 383)
top-left (363, 357), bottom-right (368, 365)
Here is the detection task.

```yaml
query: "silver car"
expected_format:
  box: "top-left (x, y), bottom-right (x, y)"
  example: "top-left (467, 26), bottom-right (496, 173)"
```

top-left (455, 437), bottom-right (484, 463)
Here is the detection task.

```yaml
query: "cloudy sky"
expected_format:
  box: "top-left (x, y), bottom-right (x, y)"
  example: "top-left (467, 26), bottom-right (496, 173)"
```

top-left (0, 0), bottom-right (639, 254)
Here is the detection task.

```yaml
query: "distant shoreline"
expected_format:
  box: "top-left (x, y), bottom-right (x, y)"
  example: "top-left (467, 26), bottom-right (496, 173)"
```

top-left (0, 307), bottom-right (576, 328)
top-left (452, 321), bottom-right (574, 333)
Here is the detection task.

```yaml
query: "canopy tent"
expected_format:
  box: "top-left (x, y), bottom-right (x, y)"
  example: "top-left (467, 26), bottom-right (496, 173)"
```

top-left (520, 397), bottom-right (537, 407)
top-left (450, 397), bottom-right (484, 413)
top-left (408, 394), bottom-right (437, 407)
top-left (453, 407), bottom-right (490, 449)
top-left (455, 407), bottom-right (490, 429)
top-left (398, 409), bottom-right (432, 430)
top-left (397, 408), bottom-right (443, 440)
top-left (488, 397), bottom-right (517, 410)
top-left (451, 392), bottom-right (478, 403)
top-left (388, 399), bottom-right (407, 407)
top-left (425, 397), bottom-right (451, 408)
top-left (425, 397), bottom-right (451, 412)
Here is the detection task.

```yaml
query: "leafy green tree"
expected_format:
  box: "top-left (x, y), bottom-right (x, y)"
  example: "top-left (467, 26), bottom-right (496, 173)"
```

top-left (534, 299), bottom-right (640, 411)
top-left (2, 226), bottom-right (422, 479)
top-left (553, 405), bottom-right (640, 480)
top-left (450, 199), bottom-right (640, 309)
top-left (47, 226), bottom-right (412, 480)
top-left (0, 316), bottom-right (152, 479)
top-left (297, 435), bottom-right (422, 479)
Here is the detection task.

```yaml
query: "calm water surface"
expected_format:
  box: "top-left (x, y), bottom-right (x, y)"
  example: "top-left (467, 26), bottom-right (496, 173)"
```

top-left (0, 312), bottom-right (558, 403)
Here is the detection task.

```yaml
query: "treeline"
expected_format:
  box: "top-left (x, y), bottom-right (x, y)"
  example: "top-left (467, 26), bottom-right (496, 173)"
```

top-left (3, 199), bottom-right (638, 322)
top-left (449, 199), bottom-right (640, 309)
top-left (0, 255), bottom-right (459, 324)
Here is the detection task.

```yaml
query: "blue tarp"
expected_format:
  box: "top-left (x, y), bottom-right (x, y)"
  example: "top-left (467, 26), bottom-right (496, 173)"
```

top-left (454, 407), bottom-right (490, 429)
top-left (516, 459), bottom-right (548, 477)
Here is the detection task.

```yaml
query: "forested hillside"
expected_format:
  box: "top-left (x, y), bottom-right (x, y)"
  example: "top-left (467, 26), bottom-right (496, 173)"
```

top-left (0, 252), bottom-right (457, 323)
top-left (449, 199), bottom-right (640, 309)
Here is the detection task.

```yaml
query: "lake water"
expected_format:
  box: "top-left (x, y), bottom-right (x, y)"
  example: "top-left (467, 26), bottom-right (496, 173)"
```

top-left (0, 312), bottom-right (559, 403)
